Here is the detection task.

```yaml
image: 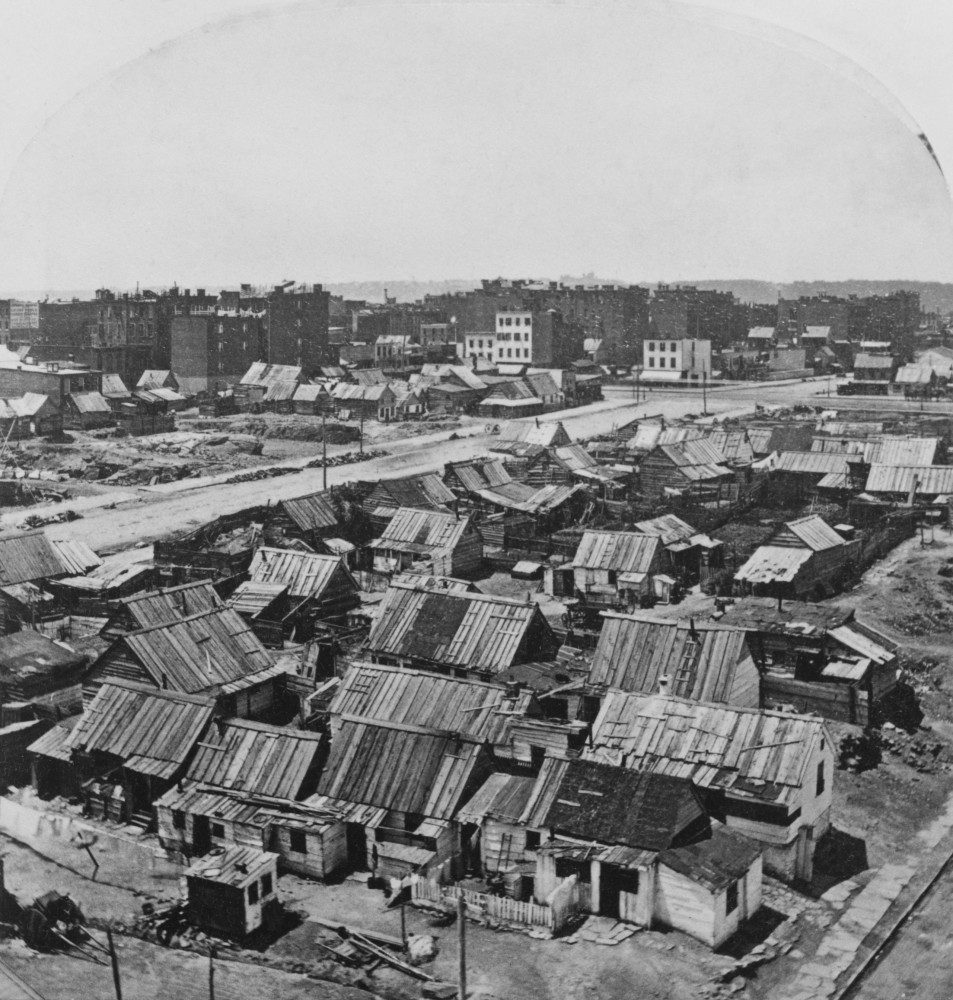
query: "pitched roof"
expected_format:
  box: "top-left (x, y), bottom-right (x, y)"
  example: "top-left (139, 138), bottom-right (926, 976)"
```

top-left (734, 546), bottom-right (814, 585)
top-left (113, 581), bottom-right (221, 630)
top-left (854, 353), bottom-right (895, 371)
top-left (0, 629), bottom-right (86, 679)
top-left (571, 532), bottom-right (660, 575)
top-left (316, 718), bottom-right (485, 820)
top-left (525, 372), bottom-right (561, 399)
top-left (185, 845), bottom-right (278, 889)
top-left (658, 438), bottom-right (731, 468)
top-left (240, 362), bottom-right (303, 386)
top-left (552, 443), bottom-right (597, 472)
top-left (521, 757), bottom-right (706, 850)
top-left (184, 718), bottom-right (323, 799)
top-left (277, 490), bottom-right (339, 532)
top-left (475, 482), bottom-right (582, 514)
top-left (366, 582), bottom-right (545, 673)
top-left (68, 392), bottom-right (112, 414)
top-left (115, 607), bottom-right (274, 693)
top-left (747, 327), bottom-right (776, 339)
top-left (247, 547), bottom-right (356, 600)
top-left (660, 823), bottom-right (763, 891)
top-left (329, 662), bottom-right (532, 747)
top-left (774, 451), bottom-right (852, 475)
top-left (586, 692), bottom-right (830, 806)
top-left (66, 679), bottom-right (214, 778)
top-left (894, 364), bottom-right (934, 385)
top-left (702, 429), bottom-right (754, 464)
top-left (371, 474), bottom-right (455, 509)
top-left (746, 424), bottom-right (814, 457)
top-left (495, 420), bottom-right (570, 447)
top-left (782, 515), bottom-right (845, 551)
top-left (136, 370), bottom-right (173, 388)
top-left (0, 532), bottom-right (99, 586)
top-left (627, 423), bottom-right (703, 453)
top-left (101, 374), bottom-right (131, 398)
top-left (446, 457), bottom-right (512, 491)
top-left (261, 380), bottom-right (298, 402)
top-left (631, 514), bottom-right (697, 545)
top-left (588, 613), bottom-right (752, 703)
top-left (371, 507), bottom-right (472, 554)
top-left (864, 464), bottom-right (953, 496)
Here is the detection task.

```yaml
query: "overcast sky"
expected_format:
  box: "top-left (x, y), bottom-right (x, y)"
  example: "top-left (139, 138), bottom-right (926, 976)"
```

top-left (1, 0), bottom-right (952, 295)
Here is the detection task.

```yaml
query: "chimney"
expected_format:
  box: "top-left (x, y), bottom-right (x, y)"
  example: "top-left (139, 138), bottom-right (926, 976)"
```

top-left (658, 675), bottom-right (671, 696)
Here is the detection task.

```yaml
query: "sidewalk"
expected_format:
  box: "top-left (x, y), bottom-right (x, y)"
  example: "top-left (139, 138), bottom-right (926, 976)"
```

top-left (778, 790), bottom-right (953, 999)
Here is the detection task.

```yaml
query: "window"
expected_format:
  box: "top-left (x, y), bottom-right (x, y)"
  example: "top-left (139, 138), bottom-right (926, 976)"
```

top-left (172, 810), bottom-right (185, 830)
top-left (648, 341), bottom-right (655, 351)
top-left (530, 745), bottom-right (545, 769)
top-left (514, 332), bottom-right (521, 342)
top-left (670, 357), bottom-right (676, 368)
top-left (648, 357), bottom-right (655, 368)
top-left (513, 317), bottom-right (521, 326)
top-left (669, 342), bottom-right (676, 352)
top-left (726, 880), bottom-right (738, 914)
top-left (210, 822), bottom-right (225, 839)
top-left (525, 831), bottom-right (540, 851)
top-left (289, 829), bottom-right (307, 854)
top-left (507, 349), bottom-right (512, 358)
top-left (261, 873), bottom-right (273, 897)
top-left (505, 317), bottom-right (512, 327)
top-left (525, 319), bottom-right (531, 328)
top-left (524, 349), bottom-right (530, 358)
top-left (248, 881), bottom-right (259, 904)
top-left (816, 761), bottom-right (826, 796)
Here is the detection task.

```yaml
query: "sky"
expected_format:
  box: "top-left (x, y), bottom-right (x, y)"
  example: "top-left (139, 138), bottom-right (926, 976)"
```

top-left (1, 0), bottom-right (952, 296)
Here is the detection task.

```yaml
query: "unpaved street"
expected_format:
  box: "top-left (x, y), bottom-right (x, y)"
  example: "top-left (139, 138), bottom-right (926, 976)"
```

top-left (0, 379), bottom-right (826, 554)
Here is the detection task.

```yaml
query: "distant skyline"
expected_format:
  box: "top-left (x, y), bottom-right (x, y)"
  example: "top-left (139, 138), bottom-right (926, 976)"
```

top-left (1, 3), bottom-right (952, 290)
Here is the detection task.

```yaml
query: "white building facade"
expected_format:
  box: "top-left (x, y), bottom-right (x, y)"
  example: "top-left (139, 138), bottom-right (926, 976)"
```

top-left (494, 310), bottom-right (534, 364)
top-left (643, 338), bottom-right (712, 381)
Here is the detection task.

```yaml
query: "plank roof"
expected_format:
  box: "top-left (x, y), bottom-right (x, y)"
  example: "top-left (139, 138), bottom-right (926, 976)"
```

top-left (774, 451), bottom-right (852, 475)
top-left (371, 507), bottom-right (472, 554)
top-left (659, 822), bottom-right (763, 891)
top-left (588, 613), bottom-right (751, 703)
top-left (115, 607), bottom-right (274, 694)
top-left (247, 547), bottom-right (357, 600)
top-left (521, 757), bottom-right (706, 850)
top-left (864, 464), bottom-right (953, 496)
top-left (66, 679), bottom-right (214, 778)
top-left (571, 532), bottom-right (661, 575)
top-left (658, 438), bottom-right (731, 468)
top-left (329, 662), bottom-right (533, 746)
top-left (0, 532), bottom-right (99, 587)
top-left (734, 546), bottom-right (813, 584)
top-left (702, 429), bottom-right (754, 464)
top-left (552, 443), bottom-right (597, 472)
top-left (366, 582), bottom-right (546, 673)
top-left (316, 717), bottom-right (486, 820)
top-left (446, 457), bottom-right (512, 491)
top-left (277, 490), bottom-right (339, 532)
top-left (475, 482), bottom-right (582, 514)
top-left (113, 581), bottom-right (221, 630)
top-left (783, 515), bottom-right (845, 552)
top-left (587, 692), bottom-right (829, 805)
top-left (240, 362), bottom-right (303, 386)
top-left (185, 718), bottom-right (323, 800)
top-left (370, 474), bottom-right (455, 510)
top-left (632, 514), bottom-right (697, 546)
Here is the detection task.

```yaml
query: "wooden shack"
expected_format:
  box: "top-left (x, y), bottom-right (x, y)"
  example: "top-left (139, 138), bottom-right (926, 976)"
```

top-left (638, 440), bottom-right (734, 498)
top-left (367, 507), bottom-right (482, 578)
top-left (185, 846), bottom-right (280, 938)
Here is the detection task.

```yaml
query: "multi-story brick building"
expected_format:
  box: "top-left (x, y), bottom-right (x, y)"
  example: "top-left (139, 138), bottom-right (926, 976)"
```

top-left (265, 282), bottom-right (331, 376)
top-left (493, 308), bottom-right (582, 366)
top-left (649, 285), bottom-right (737, 351)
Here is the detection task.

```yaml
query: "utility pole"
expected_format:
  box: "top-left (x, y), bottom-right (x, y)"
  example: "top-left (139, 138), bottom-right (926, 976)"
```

top-left (359, 390), bottom-right (365, 455)
top-left (107, 928), bottom-right (123, 1000)
top-left (702, 366), bottom-right (708, 416)
top-left (457, 894), bottom-right (467, 1000)
top-left (321, 406), bottom-right (327, 491)
top-left (209, 946), bottom-right (216, 1000)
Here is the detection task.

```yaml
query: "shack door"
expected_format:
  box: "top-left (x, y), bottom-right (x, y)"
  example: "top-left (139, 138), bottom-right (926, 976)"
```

top-left (600, 867), bottom-right (640, 920)
top-left (193, 814), bottom-right (211, 856)
top-left (346, 823), bottom-right (367, 870)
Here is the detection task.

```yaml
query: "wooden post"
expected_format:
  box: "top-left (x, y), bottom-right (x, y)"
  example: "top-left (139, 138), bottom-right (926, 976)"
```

top-left (0, 857), bottom-right (5, 922)
top-left (106, 928), bottom-right (123, 1000)
top-left (400, 904), bottom-right (407, 949)
top-left (209, 946), bottom-right (216, 1000)
top-left (322, 408), bottom-right (327, 492)
top-left (457, 894), bottom-right (467, 1000)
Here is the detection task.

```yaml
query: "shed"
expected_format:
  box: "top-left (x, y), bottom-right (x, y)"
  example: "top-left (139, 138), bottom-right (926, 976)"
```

top-left (185, 846), bottom-right (279, 938)
top-left (368, 507), bottom-right (483, 578)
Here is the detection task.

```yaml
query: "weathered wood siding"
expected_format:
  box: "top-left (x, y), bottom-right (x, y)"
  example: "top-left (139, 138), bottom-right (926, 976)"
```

top-left (271, 822), bottom-right (347, 879)
top-left (654, 863), bottom-right (717, 945)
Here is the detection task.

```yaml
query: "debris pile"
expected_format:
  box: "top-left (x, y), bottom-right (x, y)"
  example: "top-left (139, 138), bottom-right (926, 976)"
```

top-left (304, 449), bottom-right (388, 469)
top-left (837, 730), bottom-right (883, 772)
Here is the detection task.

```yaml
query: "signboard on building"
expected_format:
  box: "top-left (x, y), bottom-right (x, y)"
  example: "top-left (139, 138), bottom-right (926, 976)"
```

top-left (10, 301), bottom-right (39, 329)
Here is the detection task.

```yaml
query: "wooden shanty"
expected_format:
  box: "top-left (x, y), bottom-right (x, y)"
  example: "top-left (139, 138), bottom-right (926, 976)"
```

top-left (367, 507), bottom-right (483, 578)
top-left (745, 423), bottom-right (814, 459)
top-left (586, 692), bottom-right (834, 881)
top-left (548, 530), bottom-right (666, 607)
top-left (239, 547), bottom-right (360, 640)
top-left (264, 490), bottom-right (342, 549)
top-left (365, 578), bottom-right (558, 680)
top-left (361, 473), bottom-right (455, 535)
top-left (632, 514), bottom-right (724, 587)
top-left (0, 629), bottom-right (88, 720)
top-left (153, 508), bottom-right (266, 587)
top-left (458, 758), bottom-right (763, 947)
top-left (310, 716), bottom-right (493, 879)
top-left (0, 532), bottom-right (101, 591)
top-left (51, 679), bottom-right (215, 827)
top-left (734, 515), bottom-right (851, 600)
top-left (715, 597), bottom-right (899, 725)
top-left (638, 439), bottom-right (734, 499)
top-left (185, 846), bottom-right (280, 938)
top-left (155, 719), bottom-right (326, 874)
top-left (100, 580), bottom-right (222, 640)
top-left (85, 607), bottom-right (286, 720)
top-left (586, 613), bottom-right (760, 708)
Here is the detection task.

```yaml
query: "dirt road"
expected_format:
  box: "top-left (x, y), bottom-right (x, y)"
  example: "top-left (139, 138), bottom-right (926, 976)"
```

top-left (1, 379), bottom-right (826, 554)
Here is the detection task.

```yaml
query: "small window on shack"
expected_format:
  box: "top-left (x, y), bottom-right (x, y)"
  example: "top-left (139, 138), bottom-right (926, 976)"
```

top-left (525, 831), bottom-right (540, 851)
top-left (726, 880), bottom-right (738, 915)
top-left (261, 873), bottom-right (273, 897)
top-left (172, 810), bottom-right (185, 830)
top-left (816, 762), bottom-right (826, 797)
top-left (289, 829), bottom-right (307, 854)
top-left (248, 881), bottom-right (259, 905)
top-left (210, 822), bottom-right (225, 839)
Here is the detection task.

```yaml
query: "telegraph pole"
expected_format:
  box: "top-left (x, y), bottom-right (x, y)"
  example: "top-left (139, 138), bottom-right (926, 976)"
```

top-left (359, 390), bottom-right (365, 455)
top-left (457, 895), bottom-right (467, 1000)
top-left (321, 406), bottom-right (327, 491)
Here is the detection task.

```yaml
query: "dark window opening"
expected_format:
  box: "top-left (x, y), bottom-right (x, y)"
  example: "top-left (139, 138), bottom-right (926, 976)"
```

top-left (726, 880), bottom-right (738, 914)
top-left (289, 829), bottom-right (307, 854)
top-left (816, 761), bottom-right (826, 796)
top-left (261, 873), bottom-right (273, 897)
top-left (248, 881), bottom-right (259, 904)
top-left (530, 745), bottom-right (545, 770)
top-left (210, 822), bottom-right (225, 839)
top-left (172, 809), bottom-right (185, 830)
top-left (525, 831), bottom-right (540, 851)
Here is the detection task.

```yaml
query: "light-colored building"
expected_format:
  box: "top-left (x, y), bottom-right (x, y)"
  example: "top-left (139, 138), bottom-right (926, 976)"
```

top-left (494, 309), bottom-right (535, 364)
top-left (642, 338), bottom-right (712, 381)
top-left (464, 332), bottom-right (496, 361)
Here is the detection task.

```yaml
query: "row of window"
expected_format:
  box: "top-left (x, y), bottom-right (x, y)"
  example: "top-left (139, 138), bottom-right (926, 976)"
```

top-left (647, 357), bottom-right (678, 368)
top-left (496, 348), bottom-right (531, 359)
top-left (646, 342), bottom-right (678, 352)
top-left (499, 316), bottom-right (531, 327)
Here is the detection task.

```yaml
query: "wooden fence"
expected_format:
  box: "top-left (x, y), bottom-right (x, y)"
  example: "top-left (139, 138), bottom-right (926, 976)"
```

top-left (411, 874), bottom-right (580, 932)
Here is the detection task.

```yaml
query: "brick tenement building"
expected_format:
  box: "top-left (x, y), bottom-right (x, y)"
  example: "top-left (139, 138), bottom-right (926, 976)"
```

top-left (649, 285), bottom-right (737, 351)
top-left (265, 282), bottom-right (331, 375)
top-left (171, 310), bottom-right (265, 389)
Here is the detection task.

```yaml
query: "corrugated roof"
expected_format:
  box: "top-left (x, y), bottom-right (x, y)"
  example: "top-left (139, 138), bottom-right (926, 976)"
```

top-left (115, 607), bottom-right (274, 694)
top-left (185, 718), bottom-right (323, 799)
top-left (329, 662), bottom-right (532, 747)
top-left (586, 692), bottom-right (829, 806)
top-left (588, 613), bottom-right (751, 704)
top-left (317, 717), bottom-right (485, 821)
top-left (571, 532), bottom-right (660, 575)
top-left (247, 547), bottom-right (356, 600)
top-left (865, 464), bottom-right (953, 496)
top-left (366, 582), bottom-right (545, 673)
top-left (521, 757), bottom-right (706, 850)
top-left (67, 679), bottom-right (214, 777)
top-left (371, 507), bottom-right (472, 554)
top-left (278, 490), bottom-right (339, 532)
top-left (240, 362), bottom-right (303, 386)
top-left (734, 545), bottom-right (813, 584)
